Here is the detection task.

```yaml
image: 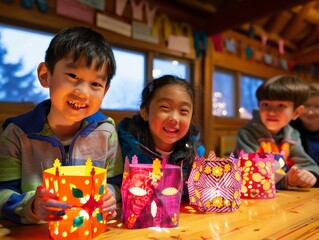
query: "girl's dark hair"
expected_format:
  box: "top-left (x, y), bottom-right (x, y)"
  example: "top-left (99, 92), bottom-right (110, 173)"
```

top-left (256, 75), bottom-right (310, 109)
top-left (45, 27), bottom-right (116, 86)
top-left (141, 75), bottom-right (195, 112)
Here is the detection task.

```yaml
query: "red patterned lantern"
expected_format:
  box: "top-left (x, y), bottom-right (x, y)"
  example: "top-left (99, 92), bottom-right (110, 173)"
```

top-left (239, 152), bottom-right (276, 199)
top-left (187, 151), bottom-right (242, 213)
top-left (121, 156), bottom-right (183, 229)
top-left (43, 159), bottom-right (107, 239)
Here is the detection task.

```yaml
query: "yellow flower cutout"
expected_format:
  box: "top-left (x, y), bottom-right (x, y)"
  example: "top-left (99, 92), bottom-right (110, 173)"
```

top-left (123, 171), bottom-right (129, 180)
top-left (212, 166), bottom-right (223, 177)
top-left (204, 166), bottom-right (212, 174)
top-left (224, 199), bottom-right (231, 207)
top-left (193, 171), bottom-right (200, 181)
top-left (224, 163), bottom-right (231, 172)
top-left (212, 196), bottom-right (223, 208)
top-left (195, 189), bottom-right (201, 199)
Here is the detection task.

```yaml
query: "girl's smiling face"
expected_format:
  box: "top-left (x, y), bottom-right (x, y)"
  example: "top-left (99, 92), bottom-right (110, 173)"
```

top-left (141, 84), bottom-right (193, 152)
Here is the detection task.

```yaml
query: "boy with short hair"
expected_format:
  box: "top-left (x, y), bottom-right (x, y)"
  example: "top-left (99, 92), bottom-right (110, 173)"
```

top-left (291, 83), bottom-right (319, 165)
top-left (0, 27), bottom-right (123, 224)
top-left (235, 75), bottom-right (319, 189)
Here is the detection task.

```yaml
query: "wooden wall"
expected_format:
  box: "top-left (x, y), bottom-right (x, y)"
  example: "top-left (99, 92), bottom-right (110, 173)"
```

top-left (0, 0), bottom-right (318, 156)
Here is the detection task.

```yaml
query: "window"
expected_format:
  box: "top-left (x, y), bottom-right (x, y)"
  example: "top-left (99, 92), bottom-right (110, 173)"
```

top-left (212, 70), bottom-right (235, 117)
top-left (102, 48), bottom-right (145, 110)
top-left (0, 24), bottom-right (146, 111)
top-left (240, 75), bottom-right (263, 119)
top-left (0, 24), bottom-right (53, 103)
top-left (153, 57), bottom-right (190, 80)
top-left (212, 68), bottom-right (265, 119)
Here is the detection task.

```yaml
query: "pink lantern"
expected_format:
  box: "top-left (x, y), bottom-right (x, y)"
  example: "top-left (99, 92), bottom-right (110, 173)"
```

top-left (121, 156), bottom-right (183, 229)
top-left (239, 151), bottom-right (276, 199)
top-left (187, 151), bottom-right (242, 213)
top-left (43, 158), bottom-right (108, 240)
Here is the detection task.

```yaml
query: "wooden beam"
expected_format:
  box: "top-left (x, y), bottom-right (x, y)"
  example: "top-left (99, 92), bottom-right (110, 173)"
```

top-left (281, 2), bottom-right (317, 39)
top-left (299, 25), bottom-right (319, 48)
top-left (205, 0), bottom-right (316, 34)
top-left (173, 0), bottom-right (217, 13)
top-left (292, 45), bottom-right (319, 64)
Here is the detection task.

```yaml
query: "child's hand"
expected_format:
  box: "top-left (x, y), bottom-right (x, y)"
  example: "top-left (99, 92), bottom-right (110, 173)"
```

top-left (102, 186), bottom-right (117, 219)
top-left (32, 186), bottom-right (72, 221)
top-left (287, 166), bottom-right (317, 188)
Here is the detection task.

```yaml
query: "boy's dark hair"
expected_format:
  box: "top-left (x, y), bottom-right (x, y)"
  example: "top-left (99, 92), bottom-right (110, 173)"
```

top-left (45, 27), bottom-right (116, 86)
top-left (256, 75), bottom-right (310, 109)
top-left (309, 83), bottom-right (319, 97)
top-left (141, 75), bottom-right (195, 112)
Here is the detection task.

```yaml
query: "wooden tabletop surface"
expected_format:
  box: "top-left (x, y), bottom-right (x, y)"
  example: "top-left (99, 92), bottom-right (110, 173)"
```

top-left (1, 188), bottom-right (318, 240)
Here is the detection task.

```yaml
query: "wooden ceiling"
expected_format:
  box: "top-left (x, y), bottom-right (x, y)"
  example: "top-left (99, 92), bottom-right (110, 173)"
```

top-left (158, 0), bottom-right (319, 66)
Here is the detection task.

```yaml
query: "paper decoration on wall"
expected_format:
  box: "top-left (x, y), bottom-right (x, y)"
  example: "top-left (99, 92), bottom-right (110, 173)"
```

top-left (132, 21), bottom-right (159, 44)
top-left (21, 0), bottom-right (48, 13)
top-left (145, 1), bottom-right (157, 27)
top-left (187, 151), bottom-right (242, 213)
top-left (272, 56), bottom-right (279, 67)
top-left (248, 24), bottom-right (255, 38)
top-left (225, 39), bottom-right (236, 53)
top-left (239, 151), bottom-right (276, 199)
top-left (56, 0), bottom-right (94, 24)
top-left (261, 34), bottom-right (268, 46)
top-left (310, 66), bottom-right (319, 78)
top-left (43, 159), bottom-right (107, 240)
top-left (245, 46), bottom-right (253, 58)
top-left (152, 14), bottom-right (172, 43)
top-left (278, 39), bottom-right (285, 54)
top-left (288, 59), bottom-right (296, 71)
top-left (96, 13), bottom-right (131, 37)
top-left (211, 33), bottom-right (223, 53)
top-left (167, 22), bottom-right (193, 54)
top-left (168, 35), bottom-right (190, 53)
top-left (254, 50), bottom-right (263, 61)
top-left (264, 53), bottom-right (272, 65)
top-left (80, 0), bottom-right (104, 11)
top-left (115, 0), bottom-right (128, 16)
top-left (121, 156), bottom-right (183, 229)
top-left (280, 59), bottom-right (288, 71)
top-left (130, 0), bottom-right (144, 21)
top-left (194, 31), bottom-right (208, 57)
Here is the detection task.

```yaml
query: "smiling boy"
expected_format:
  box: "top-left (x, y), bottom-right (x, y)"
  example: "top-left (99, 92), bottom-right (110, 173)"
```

top-left (0, 27), bottom-right (123, 224)
top-left (235, 75), bottom-right (319, 189)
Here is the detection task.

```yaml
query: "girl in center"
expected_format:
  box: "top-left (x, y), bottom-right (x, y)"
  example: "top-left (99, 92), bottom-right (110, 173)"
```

top-left (118, 75), bottom-right (204, 190)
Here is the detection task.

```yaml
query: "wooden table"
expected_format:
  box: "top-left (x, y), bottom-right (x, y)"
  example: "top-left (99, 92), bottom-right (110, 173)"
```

top-left (1, 188), bottom-right (318, 240)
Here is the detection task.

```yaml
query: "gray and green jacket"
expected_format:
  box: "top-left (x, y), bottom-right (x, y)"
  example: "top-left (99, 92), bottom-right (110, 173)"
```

top-left (0, 100), bottom-right (123, 224)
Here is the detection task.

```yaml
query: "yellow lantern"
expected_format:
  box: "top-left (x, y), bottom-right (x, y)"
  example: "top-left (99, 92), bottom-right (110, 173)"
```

top-left (43, 158), bottom-right (107, 239)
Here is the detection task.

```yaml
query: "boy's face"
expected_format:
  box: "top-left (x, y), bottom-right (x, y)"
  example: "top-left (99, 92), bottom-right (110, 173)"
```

top-left (38, 56), bottom-right (109, 127)
top-left (258, 100), bottom-right (303, 134)
top-left (299, 95), bottom-right (319, 131)
top-left (140, 84), bottom-right (193, 152)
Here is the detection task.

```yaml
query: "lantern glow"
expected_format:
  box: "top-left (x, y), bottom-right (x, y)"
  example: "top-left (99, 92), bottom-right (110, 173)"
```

top-left (121, 156), bottom-right (183, 229)
top-left (187, 151), bottom-right (242, 213)
top-left (239, 152), bottom-right (276, 199)
top-left (43, 158), bottom-right (107, 239)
